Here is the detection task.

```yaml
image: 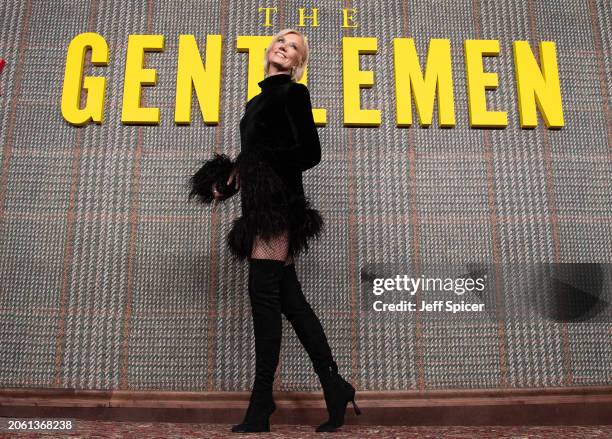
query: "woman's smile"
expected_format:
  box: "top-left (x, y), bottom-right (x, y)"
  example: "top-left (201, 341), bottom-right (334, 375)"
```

top-left (268, 34), bottom-right (303, 73)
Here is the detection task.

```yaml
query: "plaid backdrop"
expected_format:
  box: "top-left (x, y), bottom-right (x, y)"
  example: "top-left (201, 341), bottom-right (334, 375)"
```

top-left (0, 0), bottom-right (610, 392)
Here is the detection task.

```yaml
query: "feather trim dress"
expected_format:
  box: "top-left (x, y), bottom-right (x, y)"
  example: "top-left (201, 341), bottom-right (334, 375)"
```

top-left (226, 73), bottom-right (324, 261)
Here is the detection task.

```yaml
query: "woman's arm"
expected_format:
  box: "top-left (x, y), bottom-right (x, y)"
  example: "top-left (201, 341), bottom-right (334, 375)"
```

top-left (259, 83), bottom-right (321, 172)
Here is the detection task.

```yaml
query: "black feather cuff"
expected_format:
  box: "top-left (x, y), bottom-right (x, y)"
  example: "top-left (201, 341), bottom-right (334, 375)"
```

top-left (188, 153), bottom-right (239, 204)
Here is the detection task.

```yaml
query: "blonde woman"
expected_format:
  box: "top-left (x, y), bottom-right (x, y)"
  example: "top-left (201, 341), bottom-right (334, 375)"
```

top-left (216, 29), bottom-right (361, 433)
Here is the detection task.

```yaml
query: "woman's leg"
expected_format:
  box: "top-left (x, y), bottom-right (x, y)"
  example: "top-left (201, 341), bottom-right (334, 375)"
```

top-left (279, 257), bottom-right (361, 432)
top-left (232, 232), bottom-right (288, 432)
top-left (279, 260), bottom-right (336, 374)
top-left (248, 231), bottom-right (289, 393)
top-left (251, 231), bottom-right (290, 261)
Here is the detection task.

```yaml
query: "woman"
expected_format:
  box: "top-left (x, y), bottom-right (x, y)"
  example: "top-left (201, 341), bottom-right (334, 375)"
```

top-left (203, 29), bottom-right (361, 433)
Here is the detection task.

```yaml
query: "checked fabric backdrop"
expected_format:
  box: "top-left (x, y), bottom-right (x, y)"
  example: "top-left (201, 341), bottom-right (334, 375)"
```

top-left (0, 0), bottom-right (611, 392)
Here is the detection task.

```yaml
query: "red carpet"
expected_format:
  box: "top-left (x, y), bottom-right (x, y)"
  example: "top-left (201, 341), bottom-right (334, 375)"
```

top-left (5, 422), bottom-right (612, 438)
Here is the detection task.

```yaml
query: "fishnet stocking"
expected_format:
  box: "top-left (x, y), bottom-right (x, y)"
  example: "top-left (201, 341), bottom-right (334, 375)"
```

top-left (250, 230), bottom-right (294, 265)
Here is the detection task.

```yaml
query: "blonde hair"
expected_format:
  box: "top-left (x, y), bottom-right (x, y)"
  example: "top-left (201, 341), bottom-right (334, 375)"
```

top-left (263, 28), bottom-right (309, 82)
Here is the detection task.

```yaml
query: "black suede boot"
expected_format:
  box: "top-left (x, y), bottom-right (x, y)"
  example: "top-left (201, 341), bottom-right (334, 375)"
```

top-left (279, 263), bottom-right (335, 372)
top-left (315, 362), bottom-right (361, 433)
top-left (231, 258), bottom-right (285, 433)
top-left (278, 263), bottom-right (361, 432)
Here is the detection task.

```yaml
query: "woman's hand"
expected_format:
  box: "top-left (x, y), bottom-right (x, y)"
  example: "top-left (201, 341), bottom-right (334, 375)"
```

top-left (211, 166), bottom-right (239, 203)
top-left (211, 183), bottom-right (223, 201)
top-left (227, 166), bottom-right (240, 191)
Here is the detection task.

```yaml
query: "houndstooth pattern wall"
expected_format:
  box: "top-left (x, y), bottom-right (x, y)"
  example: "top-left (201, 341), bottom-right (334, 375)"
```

top-left (0, 0), bottom-right (610, 392)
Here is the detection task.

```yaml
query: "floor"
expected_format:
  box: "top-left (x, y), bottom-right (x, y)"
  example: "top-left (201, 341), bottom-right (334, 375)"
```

top-left (4, 421), bottom-right (612, 438)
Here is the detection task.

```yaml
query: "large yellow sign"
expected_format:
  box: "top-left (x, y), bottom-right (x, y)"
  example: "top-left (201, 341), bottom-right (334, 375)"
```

top-left (61, 33), bottom-right (564, 129)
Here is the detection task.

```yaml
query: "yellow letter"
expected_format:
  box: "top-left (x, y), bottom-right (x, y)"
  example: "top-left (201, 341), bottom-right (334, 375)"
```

top-left (342, 37), bottom-right (379, 126)
top-left (258, 7), bottom-right (277, 27)
top-left (61, 32), bottom-right (108, 126)
top-left (513, 41), bottom-right (564, 128)
top-left (121, 34), bottom-right (164, 125)
top-left (237, 35), bottom-right (326, 126)
top-left (394, 38), bottom-right (455, 127)
top-left (342, 8), bottom-right (358, 28)
top-left (175, 35), bottom-right (222, 125)
top-left (464, 39), bottom-right (507, 128)
top-left (298, 8), bottom-right (319, 27)
top-left (296, 67), bottom-right (327, 126)
top-left (237, 35), bottom-right (275, 101)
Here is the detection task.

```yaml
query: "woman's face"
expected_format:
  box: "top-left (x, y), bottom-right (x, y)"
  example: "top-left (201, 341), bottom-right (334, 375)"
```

top-left (267, 33), bottom-right (304, 73)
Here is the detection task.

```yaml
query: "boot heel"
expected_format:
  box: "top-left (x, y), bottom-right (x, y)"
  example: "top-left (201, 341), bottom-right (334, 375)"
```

top-left (351, 399), bottom-right (361, 415)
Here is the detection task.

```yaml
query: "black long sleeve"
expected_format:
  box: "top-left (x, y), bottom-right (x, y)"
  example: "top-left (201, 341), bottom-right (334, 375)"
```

top-left (258, 83), bottom-right (321, 172)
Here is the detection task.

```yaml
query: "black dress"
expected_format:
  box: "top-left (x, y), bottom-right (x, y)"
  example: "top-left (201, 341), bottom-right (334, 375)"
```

top-left (226, 73), bottom-right (324, 261)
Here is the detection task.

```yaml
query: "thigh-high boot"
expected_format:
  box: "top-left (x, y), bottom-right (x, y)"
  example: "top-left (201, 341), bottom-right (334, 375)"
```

top-left (231, 258), bottom-right (285, 433)
top-left (279, 263), bottom-right (361, 433)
